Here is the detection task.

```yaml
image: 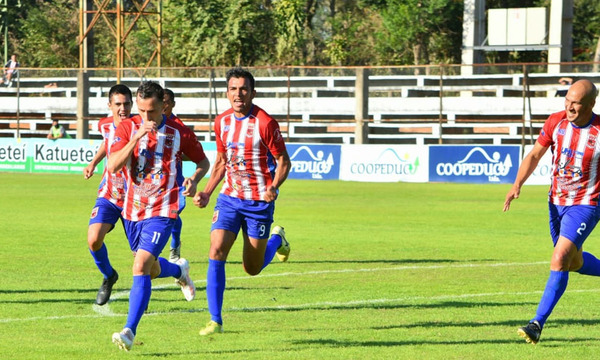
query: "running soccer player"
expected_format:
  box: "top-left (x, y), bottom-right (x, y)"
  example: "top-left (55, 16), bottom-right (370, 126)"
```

top-left (504, 79), bottom-right (600, 345)
top-left (109, 81), bottom-right (210, 351)
top-left (163, 89), bottom-right (186, 262)
top-left (83, 84), bottom-right (133, 306)
top-left (193, 67), bottom-right (292, 336)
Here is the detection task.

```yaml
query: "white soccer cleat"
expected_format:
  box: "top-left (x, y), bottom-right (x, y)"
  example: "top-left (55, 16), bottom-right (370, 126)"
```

top-left (112, 327), bottom-right (134, 351)
top-left (272, 226), bottom-right (290, 262)
top-left (176, 258), bottom-right (196, 301)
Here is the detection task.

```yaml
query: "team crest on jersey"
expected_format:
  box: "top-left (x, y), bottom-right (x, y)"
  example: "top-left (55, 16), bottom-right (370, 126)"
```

top-left (212, 210), bottom-right (219, 224)
top-left (164, 134), bottom-right (175, 149)
top-left (90, 206), bottom-right (99, 219)
top-left (246, 123), bottom-right (255, 138)
top-left (558, 129), bottom-right (566, 136)
top-left (587, 134), bottom-right (597, 149)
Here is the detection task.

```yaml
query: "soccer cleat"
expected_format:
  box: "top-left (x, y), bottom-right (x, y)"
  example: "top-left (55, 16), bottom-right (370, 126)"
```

top-left (112, 327), bottom-right (134, 351)
top-left (169, 244), bottom-right (181, 263)
top-left (176, 258), bottom-right (195, 301)
top-left (517, 320), bottom-right (542, 344)
top-left (199, 320), bottom-right (224, 336)
top-left (272, 226), bottom-right (290, 262)
top-left (96, 269), bottom-right (118, 305)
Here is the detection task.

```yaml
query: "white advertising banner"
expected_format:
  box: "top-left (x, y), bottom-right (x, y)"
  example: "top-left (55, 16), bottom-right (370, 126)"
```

top-left (523, 144), bottom-right (552, 186)
top-left (339, 145), bottom-right (428, 182)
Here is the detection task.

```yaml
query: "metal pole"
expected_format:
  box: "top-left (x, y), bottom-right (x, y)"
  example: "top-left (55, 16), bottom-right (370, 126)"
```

top-left (521, 65), bottom-right (527, 157)
top-left (438, 65), bottom-right (444, 144)
top-left (286, 67), bottom-right (291, 142)
top-left (16, 68), bottom-right (19, 138)
top-left (208, 69), bottom-right (213, 141)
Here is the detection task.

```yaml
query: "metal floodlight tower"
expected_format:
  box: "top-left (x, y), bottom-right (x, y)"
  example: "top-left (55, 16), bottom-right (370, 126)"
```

top-left (78, 0), bottom-right (163, 81)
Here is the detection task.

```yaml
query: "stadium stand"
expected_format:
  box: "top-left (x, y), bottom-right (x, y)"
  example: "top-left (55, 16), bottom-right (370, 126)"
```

top-left (0, 71), bottom-right (596, 144)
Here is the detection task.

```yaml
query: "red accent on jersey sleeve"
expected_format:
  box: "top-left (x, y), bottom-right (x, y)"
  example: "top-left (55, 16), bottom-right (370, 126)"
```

top-left (110, 118), bottom-right (135, 154)
top-left (97, 116), bottom-right (113, 132)
top-left (538, 111), bottom-right (566, 148)
top-left (171, 118), bottom-right (207, 163)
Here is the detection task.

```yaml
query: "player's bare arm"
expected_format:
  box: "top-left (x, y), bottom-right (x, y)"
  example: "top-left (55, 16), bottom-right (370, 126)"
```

top-left (84, 142), bottom-right (106, 179)
top-left (182, 157), bottom-right (210, 197)
top-left (264, 151), bottom-right (291, 203)
top-left (503, 142), bottom-right (549, 212)
top-left (107, 121), bottom-right (155, 173)
top-left (194, 152), bottom-right (227, 208)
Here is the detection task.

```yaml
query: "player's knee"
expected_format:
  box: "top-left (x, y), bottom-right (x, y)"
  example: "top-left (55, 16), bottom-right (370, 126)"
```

top-left (87, 234), bottom-right (104, 251)
top-left (569, 255), bottom-right (584, 272)
top-left (243, 263), bottom-right (262, 276)
top-left (550, 253), bottom-right (571, 271)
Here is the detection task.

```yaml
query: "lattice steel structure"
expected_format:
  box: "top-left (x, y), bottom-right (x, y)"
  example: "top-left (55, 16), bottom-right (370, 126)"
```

top-left (78, 0), bottom-right (162, 80)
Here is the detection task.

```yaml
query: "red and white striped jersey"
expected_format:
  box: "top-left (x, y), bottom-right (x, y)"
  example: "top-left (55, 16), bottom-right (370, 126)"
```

top-left (110, 114), bottom-right (207, 221)
top-left (215, 105), bottom-right (287, 201)
top-left (538, 110), bottom-right (600, 206)
top-left (96, 116), bottom-right (131, 207)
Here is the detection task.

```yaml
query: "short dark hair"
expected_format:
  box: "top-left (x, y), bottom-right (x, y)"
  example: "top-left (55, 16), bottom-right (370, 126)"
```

top-left (136, 81), bottom-right (164, 102)
top-left (164, 88), bottom-right (175, 103)
top-left (226, 66), bottom-right (255, 91)
top-left (108, 84), bottom-right (132, 103)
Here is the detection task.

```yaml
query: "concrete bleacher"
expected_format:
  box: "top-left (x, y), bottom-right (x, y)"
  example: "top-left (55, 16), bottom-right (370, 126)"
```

top-left (0, 71), bottom-right (595, 144)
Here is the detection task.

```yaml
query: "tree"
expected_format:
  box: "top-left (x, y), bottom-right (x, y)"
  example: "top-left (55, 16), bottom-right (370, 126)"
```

top-left (16, 0), bottom-right (79, 67)
top-left (163, 0), bottom-right (275, 67)
top-left (273, 0), bottom-right (307, 65)
top-left (377, 0), bottom-right (463, 66)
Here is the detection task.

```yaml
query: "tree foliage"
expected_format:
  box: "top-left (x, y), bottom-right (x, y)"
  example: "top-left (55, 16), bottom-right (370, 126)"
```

top-left (1, 0), bottom-right (598, 68)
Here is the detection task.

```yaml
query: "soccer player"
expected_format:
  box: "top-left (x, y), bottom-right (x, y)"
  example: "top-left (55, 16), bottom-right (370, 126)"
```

top-left (163, 89), bottom-right (186, 262)
top-left (193, 67), bottom-right (292, 336)
top-left (83, 84), bottom-right (133, 306)
top-left (504, 79), bottom-right (600, 345)
top-left (108, 81), bottom-right (210, 351)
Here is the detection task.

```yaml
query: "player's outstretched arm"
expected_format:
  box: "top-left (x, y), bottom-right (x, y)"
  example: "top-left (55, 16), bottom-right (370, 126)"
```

top-left (503, 142), bottom-right (548, 212)
top-left (264, 150), bottom-right (291, 203)
top-left (193, 152), bottom-right (226, 208)
top-left (84, 142), bottom-right (106, 179)
top-left (182, 157), bottom-right (210, 197)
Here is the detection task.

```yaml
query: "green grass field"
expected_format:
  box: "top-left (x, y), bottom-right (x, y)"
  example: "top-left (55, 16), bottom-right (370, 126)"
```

top-left (3, 173), bottom-right (600, 359)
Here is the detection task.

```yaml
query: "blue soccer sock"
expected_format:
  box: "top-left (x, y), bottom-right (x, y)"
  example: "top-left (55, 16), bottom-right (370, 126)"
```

top-left (90, 243), bottom-right (114, 279)
top-left (156, 257), bottom-right (182, 279)
top-left (206, 259), bottom-right (226, 324)
top-left (170, 216), bottom-right (182, 249)
top-left (261, 233), bottom-right (282, 270)
top-left (576, 252), bottom-right (600, 276)
top-left (125, 275), bottom-right (152, 335)
top-left (532, 270), bottom-right (569, 328)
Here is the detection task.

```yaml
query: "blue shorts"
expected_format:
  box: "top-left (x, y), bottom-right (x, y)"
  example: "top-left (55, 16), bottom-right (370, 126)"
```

top-left (211, 193), bottom-right (275, 239)
top-left (88, 198), bottom-right (123, 231)
top-left (123, 217), bottom-right (176, 258)
top-left (549, 203), bottom-right (600, 249)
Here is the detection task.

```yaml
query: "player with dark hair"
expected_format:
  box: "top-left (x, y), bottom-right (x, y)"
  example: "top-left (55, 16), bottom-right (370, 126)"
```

top-left (194, 66), bottom-right (292, 336)
top-left (83, 84), bottom-right (134, 306)
top-left (109, 81), bottom-right (210, 351)
top-left (163, 89), bottom-right (186, 262)
top-left (504, 79), bottom-right (600, 344)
